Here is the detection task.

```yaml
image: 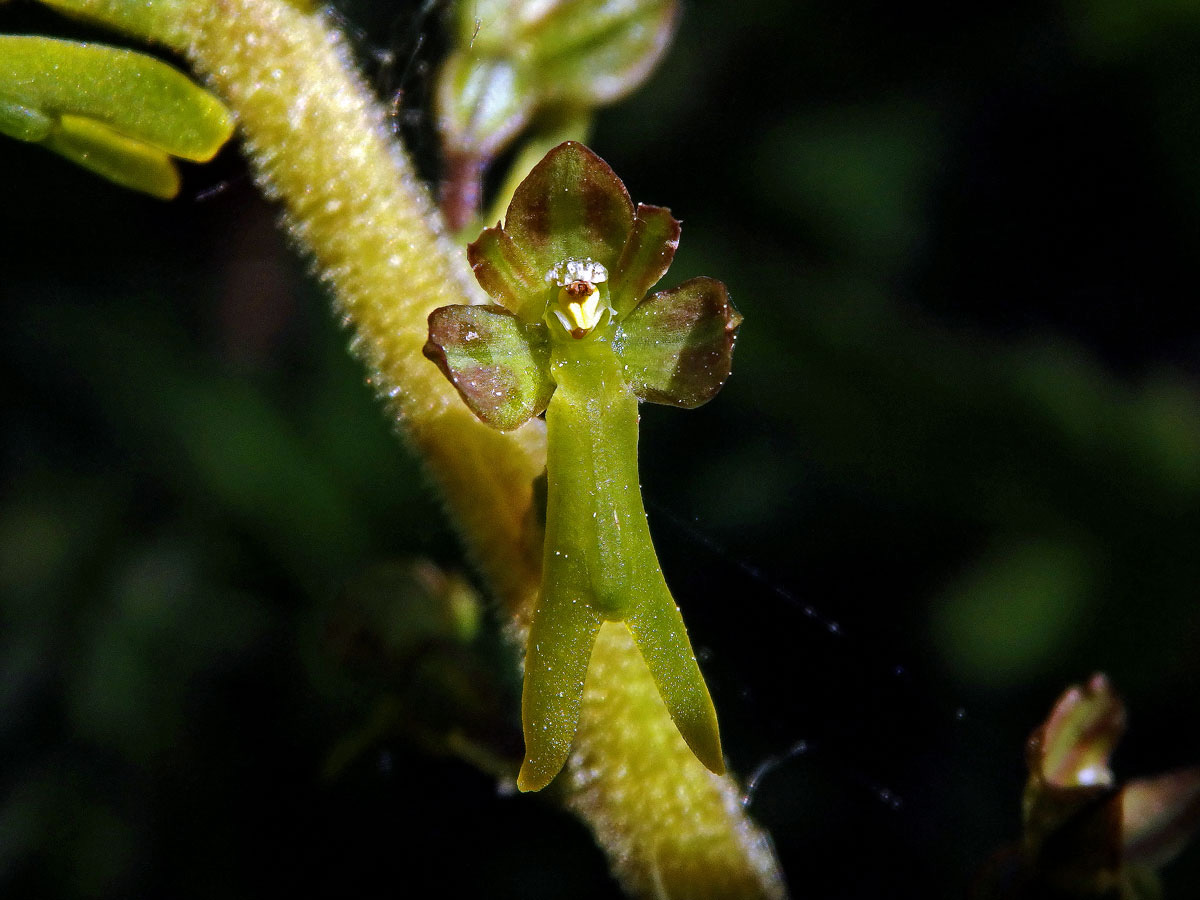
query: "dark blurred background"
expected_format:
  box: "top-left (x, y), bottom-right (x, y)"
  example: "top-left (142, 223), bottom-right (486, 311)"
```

top-left (2, 1), bottom-right (1199, 897)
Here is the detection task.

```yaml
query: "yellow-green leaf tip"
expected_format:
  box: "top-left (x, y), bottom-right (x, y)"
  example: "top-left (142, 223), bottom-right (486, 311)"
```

top-left (0, 36), bottom-right (235, 198)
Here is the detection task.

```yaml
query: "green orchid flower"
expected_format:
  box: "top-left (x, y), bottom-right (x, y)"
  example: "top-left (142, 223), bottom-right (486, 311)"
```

top-left (424, 141), bottom-right (742, 792)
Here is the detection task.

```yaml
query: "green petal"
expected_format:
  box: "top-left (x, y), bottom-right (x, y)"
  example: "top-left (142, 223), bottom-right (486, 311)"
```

top-left (0, 36), bottom-right (234, 162)
top-left (517, 579), bottom-right (604, 792)
top-left (1122, 768), bottom-right (1200, 868)
top-left (609, 203), bottom-right (680, 318)
top-left (458, 0), bottom-right (677, 106)
top-left (1035, 673), bottom-right (1124, 789)
top-left (33, 0), bottom-right (195, 48)
top-left (0, 96), bottom-right (55, 142)
top-left (424, 305), bottom-right (554, 431)
top-left (453, 0), bottom-right (527, 48)
top-left (435, 52), bottom-right (536, 159)
top-left (534, 0), bottom-right (679, 105)
top-left (466, 224), bottom-right (548, 322)
top-left (624, 604), bottom-right (724, 778)
top-left (614, 277), bottom-right (743, 408)
top-left (503, 141), bottom-right (634, 278)
top-left (43, 113), bottom-right (180, 199)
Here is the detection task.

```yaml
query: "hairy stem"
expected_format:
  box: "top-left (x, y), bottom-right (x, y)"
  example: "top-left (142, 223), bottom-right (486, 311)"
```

top-left (182, 0), bottom-right (547, 613)
top-left (154, 0), bottom-right (785, 894)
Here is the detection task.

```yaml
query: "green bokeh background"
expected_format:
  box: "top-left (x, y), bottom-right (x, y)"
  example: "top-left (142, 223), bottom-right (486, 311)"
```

top-left (2, 1), bottom-right (1199, 897)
